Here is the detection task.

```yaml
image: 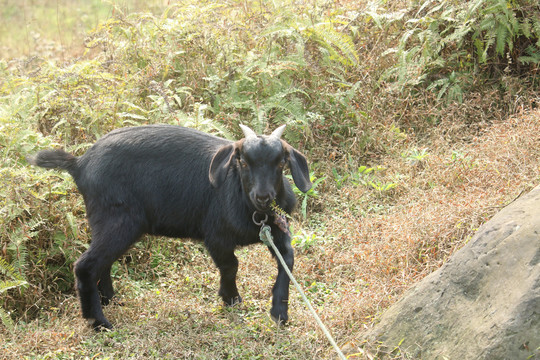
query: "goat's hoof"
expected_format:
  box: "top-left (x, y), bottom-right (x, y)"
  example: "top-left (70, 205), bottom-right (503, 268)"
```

top-left (225, 296), bottom-right (243, 307)
top-left (101, 295), bottom-right (125, 307)
top-left (270, 312), bottom-right (288, 325)
top-left (100, 296), bottom-right (112, 306)
top-left (90, 318), bottom-right (113, 332)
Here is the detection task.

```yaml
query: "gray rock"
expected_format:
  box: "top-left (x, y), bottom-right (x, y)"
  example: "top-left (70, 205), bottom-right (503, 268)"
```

top-left (360, 185), bottom-right (540, 359)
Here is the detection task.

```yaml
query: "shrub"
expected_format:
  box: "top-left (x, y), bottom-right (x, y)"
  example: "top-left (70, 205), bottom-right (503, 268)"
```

top-left (372, 0), bottom-right (540, 100)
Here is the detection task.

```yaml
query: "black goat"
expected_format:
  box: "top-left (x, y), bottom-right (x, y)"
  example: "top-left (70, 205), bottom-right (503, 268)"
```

top-left (28, 124), bottom-right (311, 330)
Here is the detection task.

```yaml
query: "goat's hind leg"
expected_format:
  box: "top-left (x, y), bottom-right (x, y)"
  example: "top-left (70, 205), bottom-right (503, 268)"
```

top-left (75, 217), bottom-right (141, 331)
top-left (75, 249), bottom-right (113, 330)
top-left (97, 265), bottom-right (115, 306)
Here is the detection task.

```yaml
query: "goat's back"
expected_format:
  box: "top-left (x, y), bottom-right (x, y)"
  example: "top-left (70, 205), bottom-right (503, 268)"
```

top-left (74, 125), bottom-right (231, 237)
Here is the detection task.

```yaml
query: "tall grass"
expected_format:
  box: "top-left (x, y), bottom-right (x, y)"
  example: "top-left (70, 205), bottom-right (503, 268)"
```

top-left (374, 0), bottom-right (540, 101)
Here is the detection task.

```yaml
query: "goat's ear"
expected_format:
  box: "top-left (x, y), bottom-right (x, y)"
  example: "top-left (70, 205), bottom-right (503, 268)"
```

top-left (284, 142), bottom-right (312, 193)
top-left (209, 143), bottom-right (238, 188)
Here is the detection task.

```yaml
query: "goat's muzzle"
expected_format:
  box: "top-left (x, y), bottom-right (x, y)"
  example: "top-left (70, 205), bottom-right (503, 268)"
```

top-left (255, 194), bottom-right (273, 210)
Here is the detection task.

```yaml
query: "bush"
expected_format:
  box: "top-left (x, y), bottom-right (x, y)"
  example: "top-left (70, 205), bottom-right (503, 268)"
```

top-left (373, 0), bottom-right (540, 101)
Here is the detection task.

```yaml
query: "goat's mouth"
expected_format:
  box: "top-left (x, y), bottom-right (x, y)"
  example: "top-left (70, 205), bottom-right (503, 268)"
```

top-left (253, 201), bottom-right (272, 212)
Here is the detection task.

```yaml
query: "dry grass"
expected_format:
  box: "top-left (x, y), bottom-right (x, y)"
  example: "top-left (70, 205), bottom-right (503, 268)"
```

top-left (328, 109), bottom-right (540, 357)
top-left (2, 105), bottom-right (539, 359)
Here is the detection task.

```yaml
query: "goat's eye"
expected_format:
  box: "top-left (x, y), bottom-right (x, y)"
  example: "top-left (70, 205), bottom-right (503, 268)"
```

top-left (239, 158), bottom-right (248, 168)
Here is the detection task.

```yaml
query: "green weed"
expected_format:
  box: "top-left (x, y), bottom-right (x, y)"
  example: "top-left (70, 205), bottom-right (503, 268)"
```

top-left (0, 257), bottom-right (28, 328)
top-left (404, 148), bottom-right (430, 165)
top-left (288, 172), bottom-right (326, 219)
top-left (292, 229), bottom-right (323, 252)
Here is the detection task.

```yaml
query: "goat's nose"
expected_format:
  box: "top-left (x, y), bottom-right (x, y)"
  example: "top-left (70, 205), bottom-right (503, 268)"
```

top-left (255, 194), bottom-right (272, 208)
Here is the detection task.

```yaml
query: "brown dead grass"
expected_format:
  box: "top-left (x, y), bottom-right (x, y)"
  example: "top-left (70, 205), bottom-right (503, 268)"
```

top-left (323, 109), bottom-right (540, 356)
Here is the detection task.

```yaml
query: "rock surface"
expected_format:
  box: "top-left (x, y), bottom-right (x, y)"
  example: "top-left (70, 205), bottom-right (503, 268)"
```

top-left (359, 185), bottom-right (540, 359)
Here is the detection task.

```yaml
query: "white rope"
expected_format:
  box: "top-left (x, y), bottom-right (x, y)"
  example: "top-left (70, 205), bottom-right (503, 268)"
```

top-left (260, 224), bottom-right (347, 360)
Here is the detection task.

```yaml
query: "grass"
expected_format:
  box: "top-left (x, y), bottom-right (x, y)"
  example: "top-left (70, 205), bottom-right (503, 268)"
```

top-left (1, 1), bottom-right (539, 359)
top-left (0, 0), bottom-right (167, 60)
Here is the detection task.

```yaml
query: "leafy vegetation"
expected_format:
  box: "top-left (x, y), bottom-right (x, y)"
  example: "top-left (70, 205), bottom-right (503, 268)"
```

top-left (377, 0), bottom-right (540, 100)
top-left (1, 0), bottom-right (539, 359)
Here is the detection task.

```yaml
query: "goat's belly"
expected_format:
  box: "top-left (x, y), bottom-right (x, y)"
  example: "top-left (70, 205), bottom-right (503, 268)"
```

top-left (148, 223), bottom-right (203, 240)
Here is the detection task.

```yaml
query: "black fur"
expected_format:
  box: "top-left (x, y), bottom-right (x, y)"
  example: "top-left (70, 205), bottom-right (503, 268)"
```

top-left (28, 124), bottom-right (311, 330)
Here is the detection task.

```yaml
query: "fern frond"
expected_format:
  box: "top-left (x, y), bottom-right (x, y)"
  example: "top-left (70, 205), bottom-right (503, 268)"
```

top-left (518, 45), bottom-right (540, 65)
top-left (495, 23), bottom-right (510, 55)
top-left (0, 257), bottom-right (27, 329)
top-left (0, 306), bottom-right (14, 329)
top-left (308, 22), bottom-right (359, 66)
top-left (521, 18), bottom-right (532, 39)
top-left (467, 0), bottom-right (486, 17)
top-left (261, 89), bottom-right (306, 124)
top-left (532, 18), bottom-right (540, 47)
top-left (0, 279), bottom-right (28, 294)
top-left (0, 256), bottom-right (24, 281)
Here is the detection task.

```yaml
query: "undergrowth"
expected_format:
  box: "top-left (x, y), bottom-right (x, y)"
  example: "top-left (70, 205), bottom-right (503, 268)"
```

top-left (1, 0), bottom-right (539, 359)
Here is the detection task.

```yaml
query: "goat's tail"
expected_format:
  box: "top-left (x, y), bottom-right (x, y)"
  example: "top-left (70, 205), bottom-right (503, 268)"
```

top-left (27, 149), bottom-right (78, 174)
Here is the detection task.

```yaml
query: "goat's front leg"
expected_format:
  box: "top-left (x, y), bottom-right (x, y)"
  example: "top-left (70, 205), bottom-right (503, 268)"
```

top-left (207, 244), bottom-right (242, 306)
top-left (268, 228), bottom-right (294, 324)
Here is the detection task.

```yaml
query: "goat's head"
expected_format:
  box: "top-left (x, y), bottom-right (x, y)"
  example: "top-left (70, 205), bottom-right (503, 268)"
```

top-left (209, 124), bottom-right (312, 212)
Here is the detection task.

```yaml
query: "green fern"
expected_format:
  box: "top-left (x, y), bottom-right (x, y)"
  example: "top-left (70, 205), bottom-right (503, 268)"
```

top-left (0, 257), bottom-right (25, 282)
top-left (378, 0), bottom-right (540, 101)
top-left (307, 22), bottom-right (359, 67)
top-left (519, 45), bottom-right (540, 64)
top-left (263, 16), bottom-right (358, 67)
